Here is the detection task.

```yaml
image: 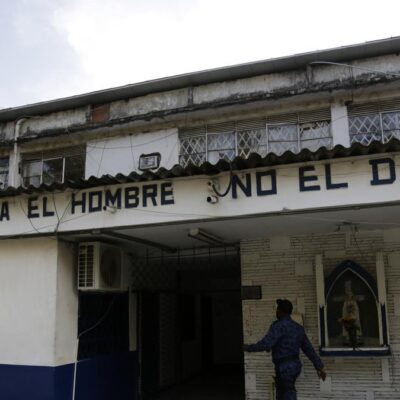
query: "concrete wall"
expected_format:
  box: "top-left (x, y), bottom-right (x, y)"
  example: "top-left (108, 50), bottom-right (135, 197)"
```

top-left (0, 237), bottom-right (78, 367)
top-left (241, 229), bottom-right (400, 400)
top-left (0, 238), bottom-right (59, 366)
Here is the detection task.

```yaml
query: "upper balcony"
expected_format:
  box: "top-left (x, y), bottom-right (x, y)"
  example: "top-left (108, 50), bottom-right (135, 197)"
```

top-left (179, 109), bottom-right (332, 167)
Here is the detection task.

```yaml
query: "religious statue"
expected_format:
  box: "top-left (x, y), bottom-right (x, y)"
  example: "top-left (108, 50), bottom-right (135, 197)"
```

top-left (338, 280), bottom-right (364, 347)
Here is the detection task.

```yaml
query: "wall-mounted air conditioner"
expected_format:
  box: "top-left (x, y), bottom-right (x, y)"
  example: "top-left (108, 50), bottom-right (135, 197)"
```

top-left (78, 242), bottom-right (124, 291)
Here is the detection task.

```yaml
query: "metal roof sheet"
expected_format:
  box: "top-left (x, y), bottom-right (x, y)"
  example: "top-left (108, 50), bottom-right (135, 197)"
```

top-left (1, 139), bottom-right (399, 198)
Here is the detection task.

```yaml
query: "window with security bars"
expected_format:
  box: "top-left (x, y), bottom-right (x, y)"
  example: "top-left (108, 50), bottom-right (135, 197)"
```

top-left (0, 157), bottom-right (9, 189)
top-left (348, 99), bottom-right (400, 145)
top-left (21, 145), bottom-right (85, 187)
top-left (179, 109), bottom-right (332, 166)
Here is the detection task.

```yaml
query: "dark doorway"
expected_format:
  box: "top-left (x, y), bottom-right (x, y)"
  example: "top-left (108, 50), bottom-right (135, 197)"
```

top-left (200, 296), bottom-right (213, 368)
top-left (139, 291), bottom-right (160, 399)
top-left (134, 252), bottom-right (245, 400)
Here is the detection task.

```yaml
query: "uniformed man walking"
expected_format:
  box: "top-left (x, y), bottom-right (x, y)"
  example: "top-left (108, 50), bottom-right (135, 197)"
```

top-left (244, 299), bottom-right (326, 400)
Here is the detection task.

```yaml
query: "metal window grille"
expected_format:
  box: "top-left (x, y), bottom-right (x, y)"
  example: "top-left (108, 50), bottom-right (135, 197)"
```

top-left (0, 157), bottom-right (9, 189)
top-left (21, 145), bottom-right (85, 187)
top-left (178, 110), bottom-right (332, 166)
top-left (348, 99), bottom-right (400, 145)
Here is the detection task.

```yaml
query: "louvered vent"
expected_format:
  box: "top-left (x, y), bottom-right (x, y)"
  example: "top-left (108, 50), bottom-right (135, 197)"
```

top-left (78, 243), bottom-right (95, 289)
top-left (179, 125), bottom-right (206, 138)
top-left (348, 98), bottom-right (400, 117)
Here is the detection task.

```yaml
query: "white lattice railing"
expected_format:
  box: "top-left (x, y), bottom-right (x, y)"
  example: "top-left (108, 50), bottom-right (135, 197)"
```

top-left (179, 120), bottom-right (332, 167)
top-left (349, 111), bottom-right (400, 145)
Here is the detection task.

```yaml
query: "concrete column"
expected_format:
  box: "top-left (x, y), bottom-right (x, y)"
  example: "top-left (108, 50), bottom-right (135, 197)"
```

top-left (54, 241), bottom-right (78, 366)
top-left (331, 101), bottom-right (350, 147)
top-left (8, 143), bottom-right (21, 187)
top-left (0, 237), bottom-right (78, 400)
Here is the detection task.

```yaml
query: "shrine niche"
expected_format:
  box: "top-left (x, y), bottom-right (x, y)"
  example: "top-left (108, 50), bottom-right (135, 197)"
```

top-left (316, 257), bottom-right (390, 356)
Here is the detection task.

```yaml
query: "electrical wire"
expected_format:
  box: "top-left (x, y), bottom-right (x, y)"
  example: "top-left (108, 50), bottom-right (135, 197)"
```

top-left (211, 163), bottom-right (233, 197)
top-left (129, 134), bottom-right (137, 171)
top-left (96, 139), bottom-right (108, 177)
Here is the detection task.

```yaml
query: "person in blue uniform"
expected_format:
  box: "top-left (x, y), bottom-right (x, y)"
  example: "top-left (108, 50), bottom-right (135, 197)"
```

top-left (244, 299), bottom-right (326, 400)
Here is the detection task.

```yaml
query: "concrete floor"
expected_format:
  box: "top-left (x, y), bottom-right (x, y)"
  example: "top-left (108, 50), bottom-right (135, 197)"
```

top-left (153, 366), bottom-right (245, 400)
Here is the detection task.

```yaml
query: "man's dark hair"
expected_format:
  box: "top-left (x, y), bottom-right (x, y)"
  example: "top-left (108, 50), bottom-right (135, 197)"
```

top-left (276, 299), bottom-right (293, 315)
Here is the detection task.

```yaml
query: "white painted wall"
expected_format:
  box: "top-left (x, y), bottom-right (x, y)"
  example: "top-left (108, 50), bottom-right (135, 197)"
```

top-left (0, 238), bottom-right (58, 366)
top-left (0, 238), bottom-right (78, 367)
top-left (1, 153), bottom-right (399, 238)
top-left (242, 229), bottom-right (400, 400)
top-left (85, 128), bottom-right (179, 178)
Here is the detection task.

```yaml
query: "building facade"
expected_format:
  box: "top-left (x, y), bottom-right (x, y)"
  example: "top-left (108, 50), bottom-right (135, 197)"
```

top-left (0, 37), bottom-right (399, 399)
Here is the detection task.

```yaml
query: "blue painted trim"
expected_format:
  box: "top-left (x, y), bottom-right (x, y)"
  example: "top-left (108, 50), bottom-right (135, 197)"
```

top-left (320, 348), bottom-right (391, 357)
top-left (75, 351), bottom-right (138, 400)
top-left (0, 351), bottom-right (138, 400)
top-left (325, 260), bottom-right (378, 301)
top-left (0, 363), bottom-right (57, 400)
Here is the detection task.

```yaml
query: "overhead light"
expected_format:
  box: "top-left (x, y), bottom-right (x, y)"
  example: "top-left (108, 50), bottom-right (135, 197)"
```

top-left (188, 228), bottom-right (225, 246)
top-left (139, 153), bottom-right (161, 170)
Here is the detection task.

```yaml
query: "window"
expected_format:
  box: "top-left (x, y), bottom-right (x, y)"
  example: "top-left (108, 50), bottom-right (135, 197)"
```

top-left (348, 99), bottom-right (400, 145)
top-left (0, 157), bottom-right (9, 189)
top-left (179, 109), bottom-right (332, 167)
top-left (21, 146), bottom-right (85, 187)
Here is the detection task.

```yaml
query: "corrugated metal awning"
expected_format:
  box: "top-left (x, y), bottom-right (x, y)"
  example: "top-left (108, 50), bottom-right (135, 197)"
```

top-left (0, 139), bottom-right (399, 198)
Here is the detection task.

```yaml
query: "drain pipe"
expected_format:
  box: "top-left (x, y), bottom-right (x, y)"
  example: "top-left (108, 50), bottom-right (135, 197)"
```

top-left (9, 118), bottom-right (27, 187)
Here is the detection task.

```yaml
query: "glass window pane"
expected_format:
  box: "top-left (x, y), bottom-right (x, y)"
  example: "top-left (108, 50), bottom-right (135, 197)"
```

top-left (23, 160), bottom-right (42, 177)
top-left (300, 121), bottom-right (331, 140)
top-left (237, 130), bottom-right (268, 158)
top-left (0, 157), bottom-right (8, 168)
top-left (207, 132), bottom-right (235, 162)
top-left (327, 270), bottom-right (380, 348)
top-left (43, 158), bottom-right (63, 185)
top-left (207, 149), bottom-right (235, 164)
top-left (23, 176), bottom-right (41, 187)
top-left (268, 124), bottom-right (298, 142)
top-left (382, 111), bottom-right (400, 142)
top-left (179, 153), bottom-right (206, 167)
top-left (207, 132), bottom-right (235, 151)
top-left (65, 156), bottom-right (85, 182)
top-left (268, 124), bottom-right (298, 155)
top-left (349, 114), bottom-right (380, 135)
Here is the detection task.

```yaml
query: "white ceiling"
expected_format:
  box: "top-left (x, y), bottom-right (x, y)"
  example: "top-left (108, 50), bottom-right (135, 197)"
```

top-left (68, 203), bottom-right (400, 251)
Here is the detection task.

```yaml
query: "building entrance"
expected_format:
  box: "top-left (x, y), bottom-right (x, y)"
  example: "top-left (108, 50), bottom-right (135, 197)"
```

top-left (135, 250), bottom-right (245, 400)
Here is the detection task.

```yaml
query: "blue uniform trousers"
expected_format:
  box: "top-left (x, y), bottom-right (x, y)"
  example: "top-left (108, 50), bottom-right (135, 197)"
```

top-left (274, 360), bottom-right (302, 400)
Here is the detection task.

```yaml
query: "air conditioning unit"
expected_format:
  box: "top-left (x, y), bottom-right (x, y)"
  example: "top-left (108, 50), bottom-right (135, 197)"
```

top-left (78, 242), bottom-right (124, 291)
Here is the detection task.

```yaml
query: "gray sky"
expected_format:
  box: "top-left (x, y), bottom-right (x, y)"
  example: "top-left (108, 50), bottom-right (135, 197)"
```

top-left (1, 0), bottom-right (400, 109)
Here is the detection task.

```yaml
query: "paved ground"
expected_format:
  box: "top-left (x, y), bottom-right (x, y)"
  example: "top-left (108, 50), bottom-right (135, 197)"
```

top-left (153, 366), bottom-right (245, 400)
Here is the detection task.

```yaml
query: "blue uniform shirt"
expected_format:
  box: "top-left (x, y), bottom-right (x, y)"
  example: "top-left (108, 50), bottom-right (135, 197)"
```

top-left (246, 317), bottom-right (324, 370)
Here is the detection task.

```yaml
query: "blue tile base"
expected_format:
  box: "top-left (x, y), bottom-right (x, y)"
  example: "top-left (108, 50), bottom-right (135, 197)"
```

top-left (0, 352), bottom-right (138, 400)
